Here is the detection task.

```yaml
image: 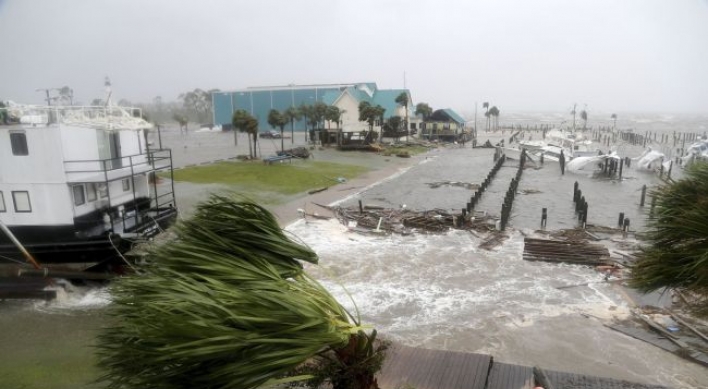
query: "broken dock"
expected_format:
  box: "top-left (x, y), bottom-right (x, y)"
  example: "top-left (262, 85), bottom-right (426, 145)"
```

top-left (377, 344), bottom-right (669, 389)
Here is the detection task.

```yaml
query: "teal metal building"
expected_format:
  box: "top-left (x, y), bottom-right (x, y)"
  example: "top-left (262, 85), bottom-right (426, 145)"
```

top-left (212, 82), bottom-right (378, 130)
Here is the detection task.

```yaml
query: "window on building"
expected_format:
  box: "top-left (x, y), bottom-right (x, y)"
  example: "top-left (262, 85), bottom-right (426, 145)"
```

top-left (10, 132), bottom-right (29, 156)
top-left (87, 183), bottom-right (97, 202)
top-left (0, 191), bottom-right (5, 212)
top-left (73, 185), bottom-right (86, 206)
top-left (12, 191), bottom-right (31, 212)
top-left (122, 178), bottom-right (131, 192)
top-left (410, 123), bottom-right (417, 130)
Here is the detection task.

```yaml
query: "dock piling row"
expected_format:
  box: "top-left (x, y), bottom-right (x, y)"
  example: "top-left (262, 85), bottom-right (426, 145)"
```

top-left (468, 153), bottom-right (506, 212)
top-left (500, 150), bottom-right (526, 230)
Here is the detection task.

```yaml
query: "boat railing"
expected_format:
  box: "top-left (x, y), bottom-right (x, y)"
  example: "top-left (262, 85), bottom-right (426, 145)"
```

top-left (9, 104), bottom-right (152, 131)
top-left (64, 149), bottom-right (172, 183)
top-left (65, 148), bottom-right (177, 238)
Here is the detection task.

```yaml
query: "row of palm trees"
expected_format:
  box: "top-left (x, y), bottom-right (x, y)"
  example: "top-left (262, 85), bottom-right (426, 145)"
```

top-left (570, 105), bottom-right (620, 131)
top-left (231, 92), bottom-right (438, 157)
top-left (482, 102), bottom-right (501, 131)
top-left (233, 102), bottom-right (347, 158)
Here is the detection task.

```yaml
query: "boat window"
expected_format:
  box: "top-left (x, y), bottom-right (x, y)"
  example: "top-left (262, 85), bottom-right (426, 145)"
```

top-left (12, 191), bottom-right (31, 212)
top-left (87, 183), bottom-right (97, 202)
top-left (0, 191), bottom-right (5, 212)
top-left (10, 131), bottom-right (29, 156)
top-left (73, 185), bottom-right (86, 206)
top-left (98, 183), bottom-right (108, 198)
top-left (122, 178), bottom-right (131, 192)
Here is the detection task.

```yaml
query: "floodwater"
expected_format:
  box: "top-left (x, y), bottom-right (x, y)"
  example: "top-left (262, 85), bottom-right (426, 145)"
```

top-left (2, 114), bottom-right (708, 389)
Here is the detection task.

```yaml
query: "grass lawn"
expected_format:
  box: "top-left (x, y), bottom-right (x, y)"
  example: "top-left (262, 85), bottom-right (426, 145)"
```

top-left (382, 144), bottom-right (430, 156)
top-left (170, 160), bottom-right (370, 196)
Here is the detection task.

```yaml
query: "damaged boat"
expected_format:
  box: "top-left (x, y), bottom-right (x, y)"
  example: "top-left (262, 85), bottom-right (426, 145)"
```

top-left (0, 102), bottom-right (177, 267)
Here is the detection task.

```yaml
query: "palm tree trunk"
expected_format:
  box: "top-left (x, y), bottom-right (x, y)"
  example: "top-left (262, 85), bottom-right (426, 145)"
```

top-left (291, 119), bottom-right (295, 144)
top-left (253, 135), bottom-right (258, 158)
top-left (405, 104), bottom-right (409, 143)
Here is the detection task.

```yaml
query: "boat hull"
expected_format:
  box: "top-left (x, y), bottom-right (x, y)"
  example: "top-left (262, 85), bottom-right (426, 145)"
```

top-left (0, 208), bottom-right (177, 265)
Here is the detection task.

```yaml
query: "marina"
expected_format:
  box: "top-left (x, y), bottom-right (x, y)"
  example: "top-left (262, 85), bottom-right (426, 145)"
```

top-left (1, 115), bottom-right (707, 388)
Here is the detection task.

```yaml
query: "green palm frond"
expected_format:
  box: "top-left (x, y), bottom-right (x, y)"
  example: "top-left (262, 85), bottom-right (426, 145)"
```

top-left (97, 195), bottom-right (365, 389)
top-left (631, 162), bottom-right (708, 305)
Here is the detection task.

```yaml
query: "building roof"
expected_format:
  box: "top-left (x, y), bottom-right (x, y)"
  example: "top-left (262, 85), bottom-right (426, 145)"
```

top-left (441, 109), bottom-right (466, 124)
top-left (430, 108), bottom-right (466, 125)
top-left (220, 82), bottom-right (378, 93)
top-left (372, 89), bottom-right (411, 119)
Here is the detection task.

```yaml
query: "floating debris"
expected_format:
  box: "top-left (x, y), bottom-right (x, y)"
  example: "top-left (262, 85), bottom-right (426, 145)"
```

top-left (321, 204), bottom-right (496, 235)
top-left (519, 188), bottom-right (542, 195)
top-left (426, 181), bottom-right (480, 190)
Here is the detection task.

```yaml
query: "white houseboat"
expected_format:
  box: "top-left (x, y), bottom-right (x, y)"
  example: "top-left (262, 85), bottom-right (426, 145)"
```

top-left (0, 103), bottom-right (177, 267)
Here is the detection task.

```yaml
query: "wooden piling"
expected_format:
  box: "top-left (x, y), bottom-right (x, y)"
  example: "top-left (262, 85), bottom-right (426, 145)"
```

top-left (640, 185), bottom-right (647, 207)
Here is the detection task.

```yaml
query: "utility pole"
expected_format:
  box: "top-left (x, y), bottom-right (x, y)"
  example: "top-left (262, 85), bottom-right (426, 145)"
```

top-left (572, 103), bottom-right (577, 132)
top-left (36, 88), bottom-right (54, 106)
top-left (474, 102), bottom-right (478, 139)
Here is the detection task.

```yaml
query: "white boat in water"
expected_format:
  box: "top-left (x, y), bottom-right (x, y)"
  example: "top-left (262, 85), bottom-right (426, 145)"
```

top-left (0, 102), bottom-right (178, 266)
top-left (503, 128), bottom-right (601, 163)
top-left (565, 153), bottom-right (622, 173)
top-left (681, 137), bottom-right (708, 166)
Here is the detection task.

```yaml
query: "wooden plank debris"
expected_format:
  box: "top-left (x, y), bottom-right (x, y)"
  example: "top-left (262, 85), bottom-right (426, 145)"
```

top-left (523, 238), bottom-right (612, 266)
top-left (330, 205), bottom-right (496, 235)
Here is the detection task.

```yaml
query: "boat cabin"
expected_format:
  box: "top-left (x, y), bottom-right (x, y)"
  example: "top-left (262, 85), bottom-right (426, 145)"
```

top-left (0, 104), bottom-right (177, 264)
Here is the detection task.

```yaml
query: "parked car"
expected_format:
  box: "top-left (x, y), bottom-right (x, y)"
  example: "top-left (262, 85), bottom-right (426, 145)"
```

top-left (260, 130), bottom-right (281, 138)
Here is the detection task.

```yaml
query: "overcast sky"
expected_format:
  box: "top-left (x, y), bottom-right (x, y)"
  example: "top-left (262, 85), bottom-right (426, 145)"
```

top-left (1, 0), bottom-right (707, 115)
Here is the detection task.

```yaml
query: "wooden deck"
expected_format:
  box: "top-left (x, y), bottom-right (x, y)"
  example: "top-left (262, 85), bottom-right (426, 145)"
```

top-left (377, 344), bottom-right (670, 389)
top-left (378, 345), bottom-right (491, 389)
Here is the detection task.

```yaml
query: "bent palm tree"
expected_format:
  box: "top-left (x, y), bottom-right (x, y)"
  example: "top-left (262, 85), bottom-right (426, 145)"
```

top-left (97, 195), bottom-right (387, 389)
top-left (630, 162), bottom-right (708, 314)
top-left (284, 106), bottom-right (301, 144)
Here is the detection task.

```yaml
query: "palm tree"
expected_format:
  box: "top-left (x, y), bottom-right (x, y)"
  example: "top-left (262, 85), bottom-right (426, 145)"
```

top-left (97, 195), bottom-right (388, 389)
top-left (325, 105), bottom-right (342, 146)
top-left (580, 110), bottom-right (588, 130)
top-left (284, 106), bottom-right (301, 144)
top-left (483, 102), bottom-right (490, 132)
top-left (267, 109), bottom-right (288, 151)
top-left (172, 113), bottom-right (189, 135)
top-left (630, 162), bottom-right (708, 315)
top-left (58, 86), bottom-right (73, 105)
top-left (414, 102), bottom-right (432, 120)
top-left (358, 102), bottom-right (385, 144)
top-left (299, 104), bottom-right (312, 143)
top-left (232, 109), bottom-right (259, 158)
top-left (489, 106), bottom-right (500, 131)
top-left (611, 113), bottom-right (617, 130)
top-left (415, 102), bottom-right (433, 139)
top-left (246, 116), bottom-right (259, 157)
top-left (395, 92), bottom-right (409, 142)
top-left (384, 116), bottom-right (402, 140)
